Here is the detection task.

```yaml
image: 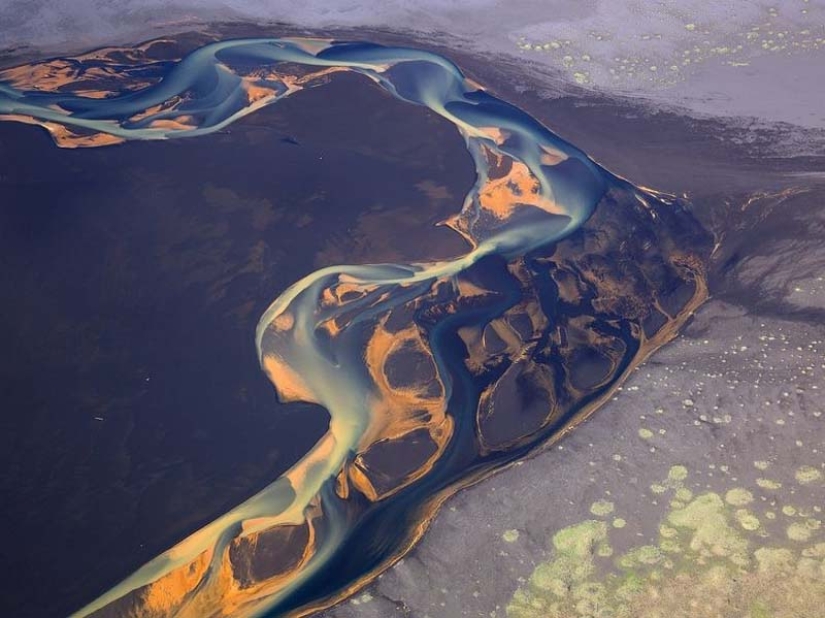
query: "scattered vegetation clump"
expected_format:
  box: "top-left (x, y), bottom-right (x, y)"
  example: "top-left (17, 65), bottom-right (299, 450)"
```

top-left (507, 466), bottom-right (825, 618)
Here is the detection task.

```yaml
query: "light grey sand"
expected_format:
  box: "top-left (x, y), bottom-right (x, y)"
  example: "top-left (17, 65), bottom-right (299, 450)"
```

top-left (2, 0), bottom-right (825, 128)
top-left (322, 189), bottom-right (825, 617)
top-left (313, 23), bottom-right (825, 617)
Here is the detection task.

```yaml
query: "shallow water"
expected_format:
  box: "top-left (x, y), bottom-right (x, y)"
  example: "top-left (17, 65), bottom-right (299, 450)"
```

top-left (0, 36), bottom-right (710, 618)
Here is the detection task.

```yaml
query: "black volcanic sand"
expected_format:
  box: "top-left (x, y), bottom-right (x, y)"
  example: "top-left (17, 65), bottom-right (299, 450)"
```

top-left (292, 27), bottom-right (825, 618)
top-left (323, 185), bottom-right (825, 618)
top-left (0, 70), bottom-right (474, 618)
top-left (2, 26), bottom-right (802, 618)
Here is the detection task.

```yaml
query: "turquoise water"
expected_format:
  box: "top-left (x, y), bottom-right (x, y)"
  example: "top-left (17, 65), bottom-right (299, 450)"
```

top-left (0, 37), bottom-right (627, 618)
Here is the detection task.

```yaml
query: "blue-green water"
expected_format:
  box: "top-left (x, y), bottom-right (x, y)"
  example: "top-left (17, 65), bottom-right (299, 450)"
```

top-left (0, 36), bottom-right (691, 618)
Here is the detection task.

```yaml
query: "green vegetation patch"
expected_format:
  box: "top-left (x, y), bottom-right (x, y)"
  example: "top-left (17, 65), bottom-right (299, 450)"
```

top-left (508, 471), bottom-right (825, 618)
